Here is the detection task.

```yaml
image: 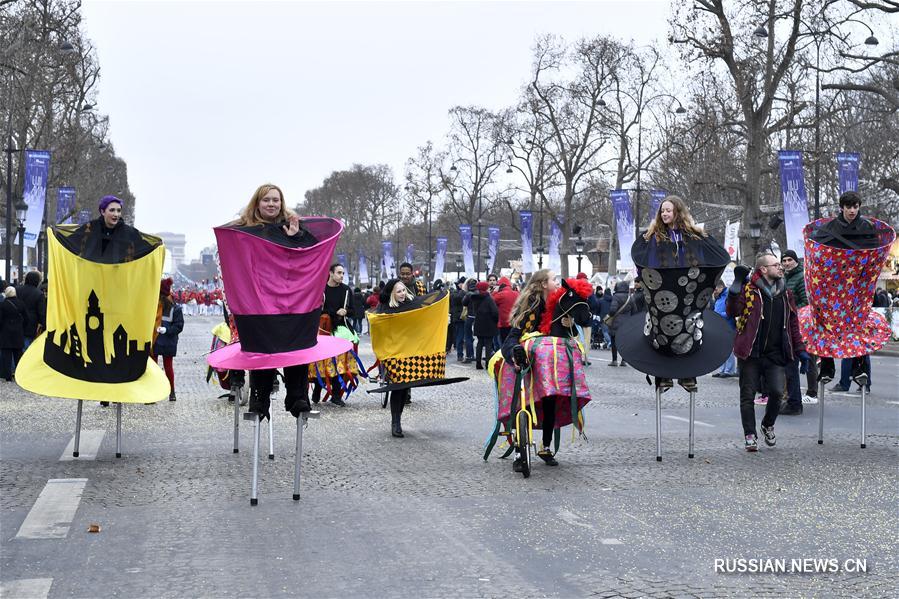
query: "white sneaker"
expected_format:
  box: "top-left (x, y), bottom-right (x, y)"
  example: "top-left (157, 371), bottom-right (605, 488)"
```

top-left (802, 394), bottom-right (818, 404)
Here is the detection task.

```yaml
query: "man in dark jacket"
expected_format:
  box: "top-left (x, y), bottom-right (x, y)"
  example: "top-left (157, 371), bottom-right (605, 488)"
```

top-left (315, 263), bottom-right (355, 407)
top-left (727, 254), bottom-right (809, 451)
top-left (351, 287), bottom-right (366, 334)
top-left (607, 281), bottom-right (636, 366)
top-left (16, 270), bottom-right (46, 349)
top-left (597, 287), bottom-right (612, 349)
top-left (780, 249), bottom-right (816, 414)
top-left (448, 278), bottom-right (467, 359)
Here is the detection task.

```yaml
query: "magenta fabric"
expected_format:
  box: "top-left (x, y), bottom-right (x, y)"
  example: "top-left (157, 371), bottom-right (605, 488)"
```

top-left (214, 217), bottom-right (343, 315)
top-left (495, 336), bottom-right (591, 428)
top-left (207, 336), bottom-right (352, 370)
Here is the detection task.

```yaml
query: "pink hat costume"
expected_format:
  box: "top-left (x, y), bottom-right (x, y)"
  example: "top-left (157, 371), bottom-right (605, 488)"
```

top-left (798, 217), bottom-right (895, 358)
top-left (207, 217), bottom-right (351, 371)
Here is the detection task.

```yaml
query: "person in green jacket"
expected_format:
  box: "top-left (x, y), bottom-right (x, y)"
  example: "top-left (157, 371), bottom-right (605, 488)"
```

top-left (780, 249), bottom-right (817, 414)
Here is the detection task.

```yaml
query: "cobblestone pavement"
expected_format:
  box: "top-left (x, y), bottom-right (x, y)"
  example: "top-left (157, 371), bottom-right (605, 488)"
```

top-left (1, 316), bottom-right (897, 598)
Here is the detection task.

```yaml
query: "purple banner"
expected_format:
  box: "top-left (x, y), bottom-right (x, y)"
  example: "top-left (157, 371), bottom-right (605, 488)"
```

top-left (405, 243), bottom-right (414, 266)
top-left (459, 224), bottom-right (474, 277)
top-left (519, 210), bottom-right (534, 274)
top-left (836, 152), bottom-right (860, 195)
top-left (548, 218), bottom-right (563, 273)
top-left (611, 190), bottom-right (635, 270)
top-left (23, 150), bottom-right (51, 248)
top-left (336, 253), bottom-right (346, 267)
top-left (381, 240), bottom-right (395, 278)
top-left (650, 190), bottom-right (667, 224)
top-left (434, 236), bottom-right (447, 283)
top-left (487, 226), bottom-right (500, 274)
top-left (56, 187), bottom-right (76, 224)
top-left (778, 150), bottom-right (810, 259)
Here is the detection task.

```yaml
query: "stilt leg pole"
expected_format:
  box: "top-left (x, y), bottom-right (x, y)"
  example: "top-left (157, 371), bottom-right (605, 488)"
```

top-left (233, 384), bottom-right (242, 454)
top-left (817, 379), bottom-right (825, 445)
top-left (73, 402), bottom-right (83, 458)
top-left (268, 412), bottom-right (275, 460)
top-left (245, 413), bottom-right (260, 506)
top-left (655, 387), bottom-right (662, 462)
top-left (860, 385), bottom-right (867, 449)
top-left (688, 391), bottom-right (695, 459)
top-left (293, 411), bottom-right (318, 501)
top-left (115, 403), bottom-right (123, 458)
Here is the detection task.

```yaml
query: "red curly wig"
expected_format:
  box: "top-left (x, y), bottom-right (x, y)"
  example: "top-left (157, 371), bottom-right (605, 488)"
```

top-left (538, 278), bottom-right (593, 334)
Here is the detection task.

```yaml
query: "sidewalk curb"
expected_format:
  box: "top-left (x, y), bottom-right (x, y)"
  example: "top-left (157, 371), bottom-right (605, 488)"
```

top-left (874, 349), bottom-right (899, 357)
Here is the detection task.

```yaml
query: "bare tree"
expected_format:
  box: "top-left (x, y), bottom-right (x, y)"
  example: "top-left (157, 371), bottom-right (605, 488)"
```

top-left (526, 35), bottom-right (623, 275)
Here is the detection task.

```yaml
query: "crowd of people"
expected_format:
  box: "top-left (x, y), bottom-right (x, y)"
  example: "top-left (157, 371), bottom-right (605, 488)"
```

top-left (10, 185), bottom-right (896, 465)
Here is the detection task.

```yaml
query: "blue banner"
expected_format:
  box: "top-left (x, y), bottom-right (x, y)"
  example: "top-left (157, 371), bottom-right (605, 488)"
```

top-left (487, 226), bottom-right (500, 274)
top-left (519, 210), bottom-right (534, 274)
top-left (778, 150), bottom-right (810, 259)
top-left (649, 190), bottom-right (667, 224)
top-left (76, 210), bottom-right (92, 225)
top-left (56, 187), bottom-right (76, 224)
top-left (611, 190), bottom-right (635, 270)
top-left (836, 152), bottom-right (860, 195)
top-left (381, 240), bottom-right (395, 278)
top-left (336, 253), bottom-right (346, 267)
top-left (548, 218), bottom-right (562, 273)
top-left (434, 236), bottom-right (447, 283)
top-left (23, 150), bottom-right (51, 249)
top-left (358, 252), bottom-right (368, 285)
top-left (405, 243), bottom-right (414, 266)
top-left (459, 224), bottom-right (474, 277)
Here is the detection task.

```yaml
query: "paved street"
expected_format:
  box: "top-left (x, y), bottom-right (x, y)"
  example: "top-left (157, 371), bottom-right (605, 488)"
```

top-left (1, 315), bottom-right (897, 598)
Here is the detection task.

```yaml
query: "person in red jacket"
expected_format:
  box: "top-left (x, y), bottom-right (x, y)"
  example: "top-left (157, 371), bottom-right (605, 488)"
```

top-left (491, 276), bottom-right (519, 345)
top-left (726, 253), bottom-right (809, 452)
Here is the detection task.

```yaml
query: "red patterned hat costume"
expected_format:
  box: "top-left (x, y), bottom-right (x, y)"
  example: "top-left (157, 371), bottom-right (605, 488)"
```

top-left (798, 218), bottom-right (895, 358)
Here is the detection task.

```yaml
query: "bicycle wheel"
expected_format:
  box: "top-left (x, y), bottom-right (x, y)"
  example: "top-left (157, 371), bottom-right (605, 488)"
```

top-left (516, 410), bottom-right (531, 478)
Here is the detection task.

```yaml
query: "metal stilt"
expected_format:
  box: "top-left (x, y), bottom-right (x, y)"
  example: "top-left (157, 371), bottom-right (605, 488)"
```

top-left (860, 383), bottom-right (867, 449)
top-left (655, 387), bottom-right (662, 462)
top-left (233, 384), bottom-right (242, 454)
top-left (817, 379), bottom-right (825, 445)
top-left (688, 391), bottom-right (696, 459)
top-left (115, 403), bottom-right (123, 458)
top-left (268, 412), bottom-right (275, 460)
top-left (72, 402), bottom-right (84, 457)
top-left (244, 412), bottom-right (261, 506)
top-left (293, 411), bottom-right (320, 501)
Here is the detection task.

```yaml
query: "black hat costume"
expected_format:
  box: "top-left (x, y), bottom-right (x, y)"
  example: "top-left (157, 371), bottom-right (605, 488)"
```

top-left (616, 232), bottom-right (735, 379)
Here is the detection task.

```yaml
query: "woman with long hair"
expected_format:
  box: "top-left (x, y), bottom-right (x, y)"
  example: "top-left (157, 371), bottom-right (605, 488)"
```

top-left (230, 183), bottom-right (317, 420)
top-left (642, 195), bottom-right (707, 267)
top-left (500, 269), bottom-right (568, 468)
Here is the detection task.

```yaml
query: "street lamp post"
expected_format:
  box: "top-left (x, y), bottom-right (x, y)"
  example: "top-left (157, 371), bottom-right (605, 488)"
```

top-left (749, 220), bottom-right (762, 256)
top-left (454, 257), bottom-right (463, 280)
top-left (574, 229), bottom-right (585, 274)
top-left (15, 199), bottom-right (27, 282)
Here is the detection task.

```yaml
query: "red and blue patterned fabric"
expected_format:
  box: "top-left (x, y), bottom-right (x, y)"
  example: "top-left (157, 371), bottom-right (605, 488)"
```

top-left (798, 217), bottom-right (895, 358)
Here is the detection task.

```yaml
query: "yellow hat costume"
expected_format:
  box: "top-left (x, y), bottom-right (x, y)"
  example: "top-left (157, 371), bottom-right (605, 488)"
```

top-left (367, 290), bottom-right (467, 392)
top-left (17, 225), bottom-right (170, 403)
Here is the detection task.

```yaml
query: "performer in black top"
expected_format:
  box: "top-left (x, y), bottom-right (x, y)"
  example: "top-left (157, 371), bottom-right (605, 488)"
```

top-left (809, 191), bottom-right (879, 250)
top-left (311, 263), bottom-right (355, 407)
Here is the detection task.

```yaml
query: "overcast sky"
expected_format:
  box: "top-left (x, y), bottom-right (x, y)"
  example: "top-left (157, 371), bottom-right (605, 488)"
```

top-left (80, 0), bottom-right (670, 260)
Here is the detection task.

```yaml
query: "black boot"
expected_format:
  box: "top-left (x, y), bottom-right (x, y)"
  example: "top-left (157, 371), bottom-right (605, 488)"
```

top-left (169, 390), bottom-right (176, 402)
top-left (282, 365), bottom-right (311, 417)
top-left (390, 391), bottom-right (404, 437)
top-left (248, 369), bottom-right (275, 420)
